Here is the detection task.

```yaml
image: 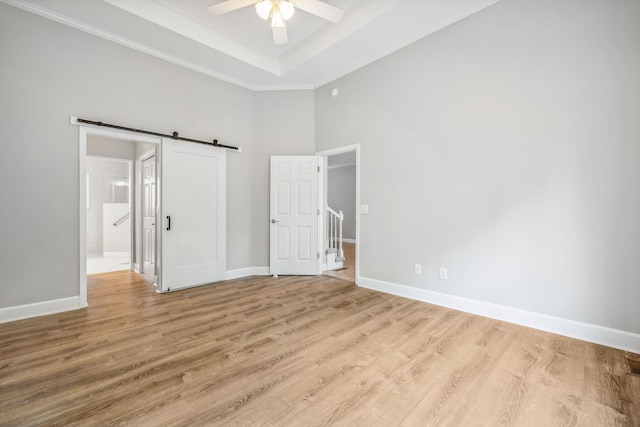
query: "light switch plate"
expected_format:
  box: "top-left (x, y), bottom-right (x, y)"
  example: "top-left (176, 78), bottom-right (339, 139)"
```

top-left (360, 205), bottom-right (369, 214)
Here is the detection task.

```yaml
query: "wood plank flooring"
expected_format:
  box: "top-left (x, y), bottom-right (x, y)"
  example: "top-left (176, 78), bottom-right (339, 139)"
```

top-left (1, 272), bottom-right (639, 426)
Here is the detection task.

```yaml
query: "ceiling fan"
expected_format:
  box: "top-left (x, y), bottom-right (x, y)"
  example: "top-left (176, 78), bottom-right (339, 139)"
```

top-left (208, 0), bottom-right (344, 45)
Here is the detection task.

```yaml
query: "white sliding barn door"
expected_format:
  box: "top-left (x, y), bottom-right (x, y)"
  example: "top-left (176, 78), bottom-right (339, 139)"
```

top-left (270, 156), bottom-right (320, 276)
top-left (161, 139), bottom-right (226, 291)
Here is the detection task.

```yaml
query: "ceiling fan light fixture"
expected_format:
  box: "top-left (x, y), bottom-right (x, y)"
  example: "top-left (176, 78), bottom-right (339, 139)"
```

top-left (210, 0), bottom-right (344, 46)
top-left (279, 1), bottom-right (294, 20)
top-left (255, 0), bottom-right (272, 20)
top-left (270, 8), bottom-right (285, 27)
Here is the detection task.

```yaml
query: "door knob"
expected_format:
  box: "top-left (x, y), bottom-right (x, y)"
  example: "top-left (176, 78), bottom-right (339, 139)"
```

top-left (271, 219), bottom-right (279, 224)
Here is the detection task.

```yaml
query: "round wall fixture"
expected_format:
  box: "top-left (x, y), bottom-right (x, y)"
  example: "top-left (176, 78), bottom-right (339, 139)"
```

top-left (330, 88), bottom-right (339, 97)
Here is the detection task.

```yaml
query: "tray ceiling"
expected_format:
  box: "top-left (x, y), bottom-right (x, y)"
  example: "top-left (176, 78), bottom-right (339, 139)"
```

top-left (3, 0), bottom-right (501, 90)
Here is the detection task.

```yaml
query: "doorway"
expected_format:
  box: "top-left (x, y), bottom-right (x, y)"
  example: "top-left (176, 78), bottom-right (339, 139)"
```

top-left (86, 156), bottom-right (132, 274)
top-left (316, 144), bottom-right (360, 284)
top-left (79, 125), bottom-right (161, 306)
top-left (85, 136), bottom-right (158, 280)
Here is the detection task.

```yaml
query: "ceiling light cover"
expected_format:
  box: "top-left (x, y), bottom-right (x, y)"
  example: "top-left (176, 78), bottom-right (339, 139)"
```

top-left (255, 0), bottom-right (271, 20)
top-left (279, 1), bottom-right (294, 20)
top-left (271, 8), bottom-right (285, 27)
top-left (256, 1), bottom-right (295, 23)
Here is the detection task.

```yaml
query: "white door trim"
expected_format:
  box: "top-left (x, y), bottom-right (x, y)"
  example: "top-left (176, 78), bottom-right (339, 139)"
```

top-left (76, 117), bottom-right (161, 306)
top-left (315, 144), bottom-right (361, 283)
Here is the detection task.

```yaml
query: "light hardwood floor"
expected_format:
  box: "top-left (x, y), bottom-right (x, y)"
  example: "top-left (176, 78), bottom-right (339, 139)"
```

top-left (1, 272), bottom-right (639, 426)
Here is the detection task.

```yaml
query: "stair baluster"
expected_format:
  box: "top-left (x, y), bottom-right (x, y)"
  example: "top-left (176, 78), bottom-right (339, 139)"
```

top-left (326, 205), bottom-right (345, 264)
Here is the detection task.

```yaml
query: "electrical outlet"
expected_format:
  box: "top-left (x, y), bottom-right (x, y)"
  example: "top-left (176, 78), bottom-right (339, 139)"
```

top-left (414, 264), bottom-right (422, 275)
top-left (439, 268), bottom-right (448, 280)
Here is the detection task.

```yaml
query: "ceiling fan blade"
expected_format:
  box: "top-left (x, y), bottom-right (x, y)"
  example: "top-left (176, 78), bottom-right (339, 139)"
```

top-left (272, 25), bottom-right (288, 45)
top-left (294, 0), bottom-right (344, 23)
top-left (207, 0), bottom-right (255, 15)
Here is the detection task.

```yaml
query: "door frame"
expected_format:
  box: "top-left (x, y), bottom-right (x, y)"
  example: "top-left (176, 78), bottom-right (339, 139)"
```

top-left (315, 144), bottom-right (361, 283)
top-left (77, 118), bottom-right (162, 307)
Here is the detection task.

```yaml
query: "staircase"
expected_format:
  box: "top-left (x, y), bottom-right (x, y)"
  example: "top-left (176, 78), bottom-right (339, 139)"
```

top-left (326, 205), bottom-right (345, 270)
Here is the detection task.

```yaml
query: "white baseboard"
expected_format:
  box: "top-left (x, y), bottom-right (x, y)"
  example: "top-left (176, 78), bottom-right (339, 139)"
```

top-left (358, 276), bottom-right (640, 353)
top-left (0, 296), bottom-right (86, 324)
top-left (343, 238), bottom-right (356, 244)
top-left (1, 268), bottom-right (268, 323)
top-left (226, 267), bottom-right (270, 280)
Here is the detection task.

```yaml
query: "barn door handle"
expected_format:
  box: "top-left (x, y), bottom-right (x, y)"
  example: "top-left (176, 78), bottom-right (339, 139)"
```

top-left (166, 216), bottom-right (171, 231)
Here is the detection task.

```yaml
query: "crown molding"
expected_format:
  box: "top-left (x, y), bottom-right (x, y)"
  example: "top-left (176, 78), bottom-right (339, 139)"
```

top-left (102, 0), bottom-right (281, 76)
top-left (1, 0), bottom-right (262, 90)
top-left (1, 0), bottom-right (504, 92)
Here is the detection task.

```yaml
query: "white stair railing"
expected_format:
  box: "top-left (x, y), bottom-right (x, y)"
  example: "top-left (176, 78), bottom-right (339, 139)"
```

top-left (326, 205), bottom-right (345, 262)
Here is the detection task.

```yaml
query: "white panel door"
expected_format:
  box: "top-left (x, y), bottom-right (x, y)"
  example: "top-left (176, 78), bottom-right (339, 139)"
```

top-left (161, 139), bottom-right (226, 291)
top-left (270, 156), bottom-right (319, 276)
top-left (142, 154), bottom-right (156, 280)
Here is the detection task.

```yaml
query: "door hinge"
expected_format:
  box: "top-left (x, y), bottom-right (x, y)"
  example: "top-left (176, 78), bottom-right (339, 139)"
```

top-left (317, 166), bottom-right (320, 173)
top-left (317, 209), bottom-right (320, 215)
top-left (317, 252), bottom-right (320, 259)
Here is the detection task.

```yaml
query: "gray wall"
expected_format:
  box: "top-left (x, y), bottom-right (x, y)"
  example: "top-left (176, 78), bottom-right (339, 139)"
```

top-left (249, 91), bottom-right (316, 267)
top-left (327, 165), bottom-right (356, 240)
top-left (0, 4), bottom-right (258, 308)
top-left (315, 0), bottom-right (640, 334)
